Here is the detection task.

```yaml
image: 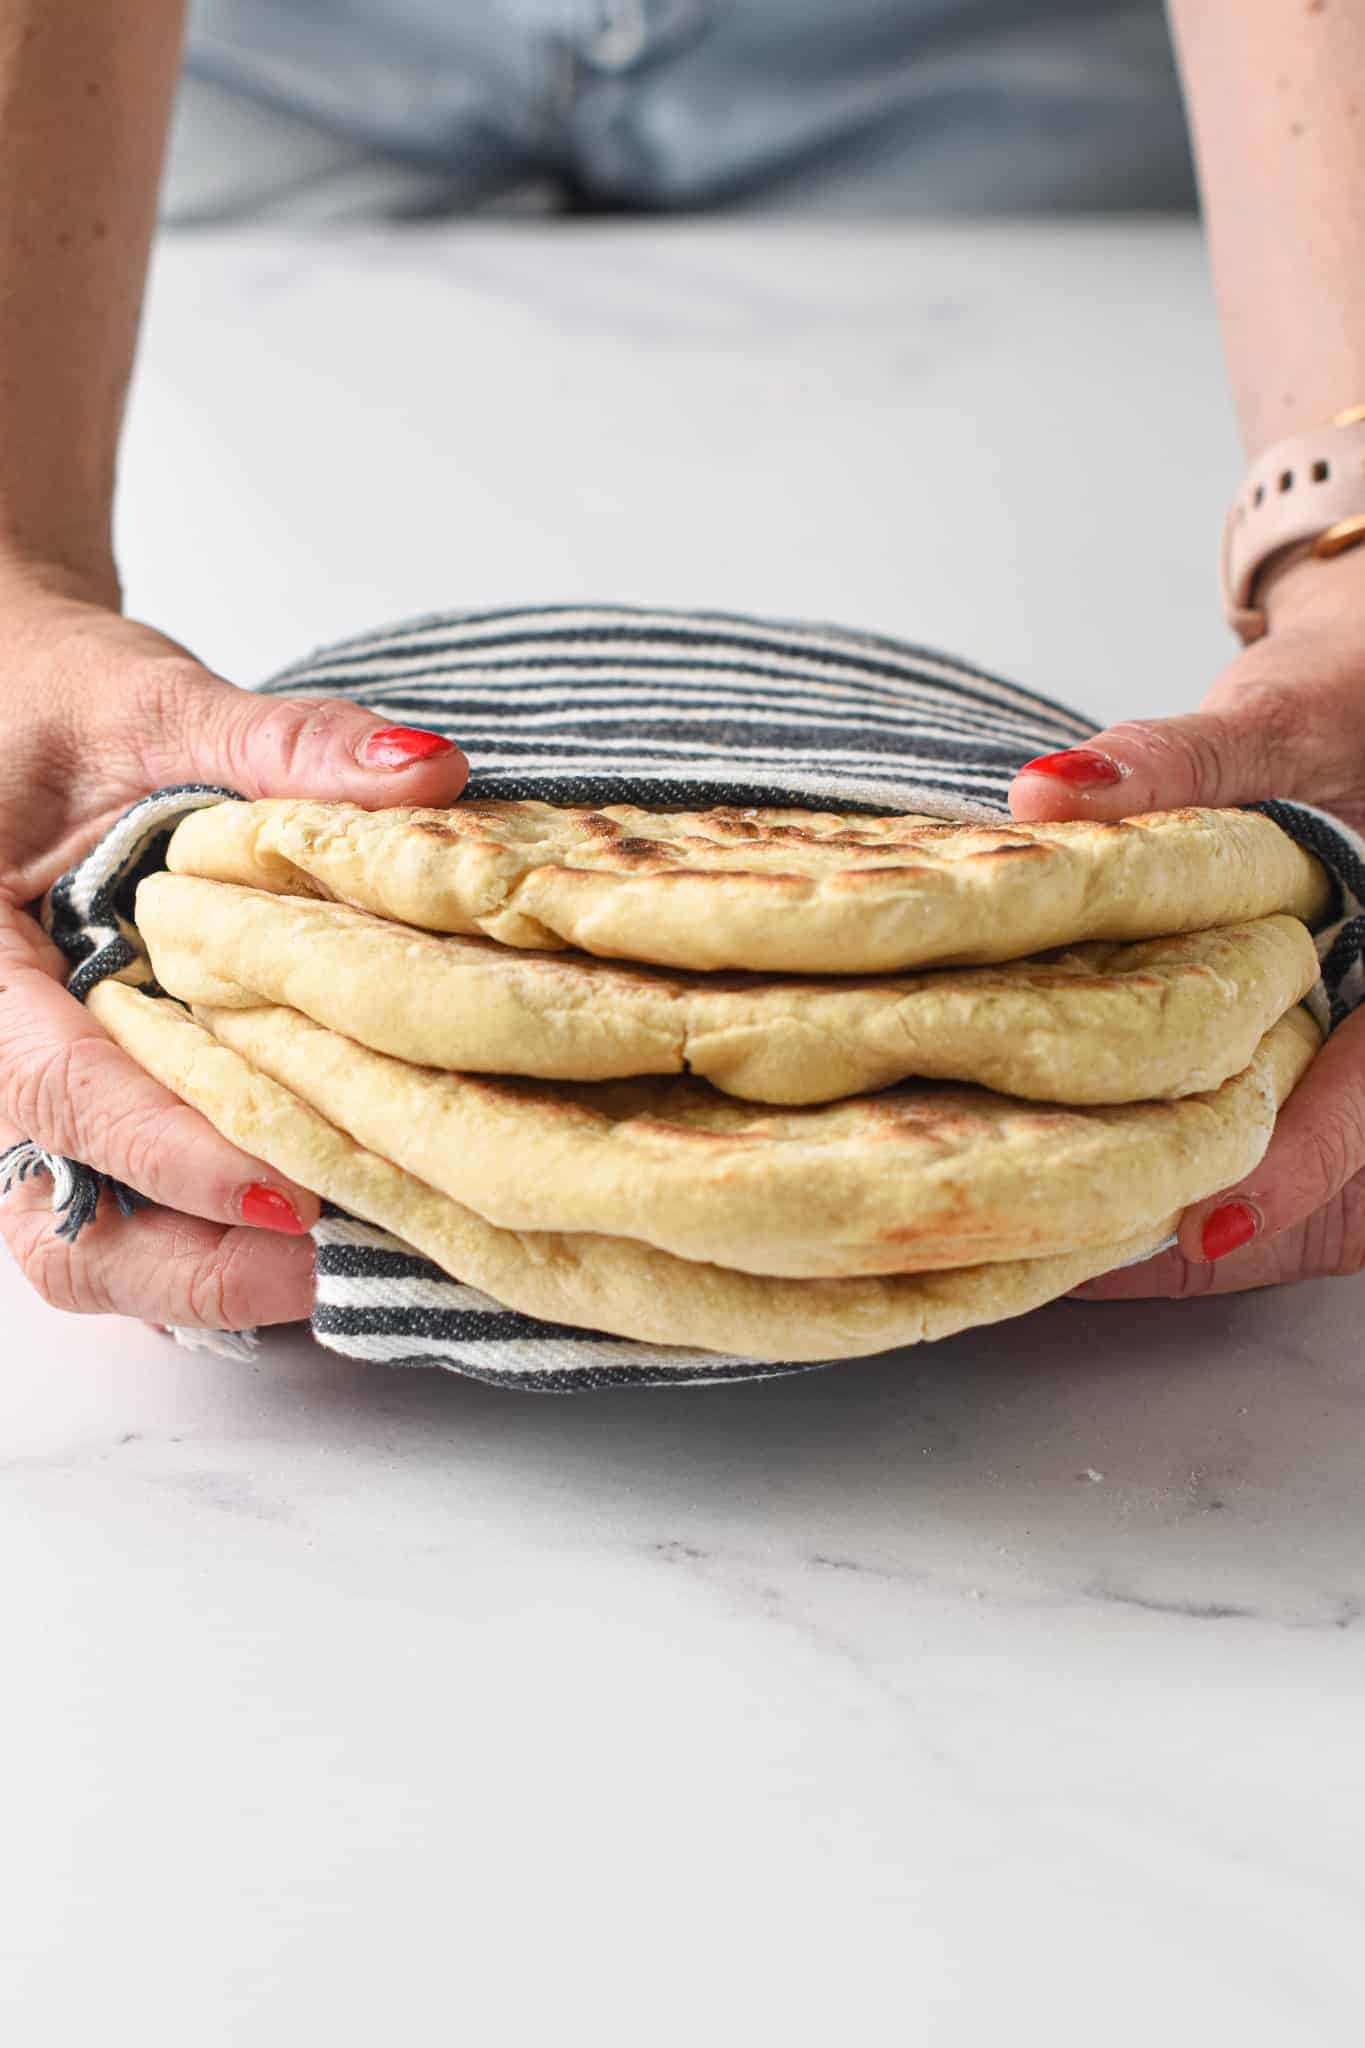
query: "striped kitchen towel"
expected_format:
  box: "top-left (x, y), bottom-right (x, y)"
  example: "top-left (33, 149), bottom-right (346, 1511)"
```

top-left (9, 602), bottom-right (1365, 1390)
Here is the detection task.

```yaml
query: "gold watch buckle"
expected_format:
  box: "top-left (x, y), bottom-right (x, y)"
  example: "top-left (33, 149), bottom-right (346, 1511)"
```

top-left (1313, 513), bottom-right (1365, 560)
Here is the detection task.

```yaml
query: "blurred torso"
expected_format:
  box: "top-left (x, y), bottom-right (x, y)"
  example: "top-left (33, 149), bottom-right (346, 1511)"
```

top-left (179, 0), bottom-right (1194, 214)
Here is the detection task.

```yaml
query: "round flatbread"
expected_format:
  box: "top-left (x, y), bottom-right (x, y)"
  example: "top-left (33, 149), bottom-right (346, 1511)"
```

top-left (154, 994), bottom-right (1319, 1277)
top-left (86, 979), bottom-right (1183, 1361)
top-left (136, 873), bottom-right (1321, 1105)
top-left (165, 797), bottom-right (1331, 974)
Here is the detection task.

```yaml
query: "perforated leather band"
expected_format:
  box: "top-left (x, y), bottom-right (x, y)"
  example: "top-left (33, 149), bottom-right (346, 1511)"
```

top-left (1222, 405), bottom-right (1365, 642)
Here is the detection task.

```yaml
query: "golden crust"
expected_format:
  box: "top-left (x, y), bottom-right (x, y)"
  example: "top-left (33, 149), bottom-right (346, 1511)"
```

top-left (86, 980), bottom-right (1189, 1361)
top-left (137, 873), bottom-right (1321, 1105)
top-left (102, 977), bottom-right (1322, 1277)
top-left (196, 999), bottom-right (1320, 1276)
top-left (165, 798), bottom-right (1332, 974)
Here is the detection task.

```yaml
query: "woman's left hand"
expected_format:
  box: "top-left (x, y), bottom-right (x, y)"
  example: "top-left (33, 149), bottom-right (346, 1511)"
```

top-left (1008, 549), bottom-right (1365, 1300)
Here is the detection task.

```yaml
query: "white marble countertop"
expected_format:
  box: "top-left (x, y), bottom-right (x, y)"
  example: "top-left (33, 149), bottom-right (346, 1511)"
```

top-left (3, 218), bottom-right (1364, 2044)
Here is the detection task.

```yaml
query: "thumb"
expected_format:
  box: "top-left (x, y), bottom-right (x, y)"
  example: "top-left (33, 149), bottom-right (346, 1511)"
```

top-left (1007, 699), bottom-right (1292, 824)
top-left (146, 663), bottom-right (469, 809)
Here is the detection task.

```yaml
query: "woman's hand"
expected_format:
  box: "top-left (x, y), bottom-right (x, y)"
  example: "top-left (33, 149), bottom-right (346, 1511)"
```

top-left (0, 565), bottom-right (468, 1331)
top-left (1010, 548), bottom-right (1365, 1300)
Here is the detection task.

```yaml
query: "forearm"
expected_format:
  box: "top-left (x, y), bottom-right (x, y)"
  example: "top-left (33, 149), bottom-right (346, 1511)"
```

top-left (1169, 0), bottom-right (1365, 457)
top-left (0, 0), bottom-right (185, 603)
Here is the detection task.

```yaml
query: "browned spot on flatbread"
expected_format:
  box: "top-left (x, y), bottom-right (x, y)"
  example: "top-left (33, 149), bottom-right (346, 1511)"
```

top-left (611, 838), bottom-right (678, 862)
top-left (965, 840), bottom-right (1050, 860)
top-left (626, 1117), bottom-right (771, 1145)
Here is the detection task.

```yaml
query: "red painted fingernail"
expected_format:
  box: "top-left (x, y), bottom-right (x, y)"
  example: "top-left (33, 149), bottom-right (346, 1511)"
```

top-left (1016, 747), bottom-right (1123, 786)
top-left (360, 724), bottom-right (457, 769)
top-left (1201, 1200), bottom-right (1260, 1263)
top-left (240, 1183), bottom-right (310, 1234)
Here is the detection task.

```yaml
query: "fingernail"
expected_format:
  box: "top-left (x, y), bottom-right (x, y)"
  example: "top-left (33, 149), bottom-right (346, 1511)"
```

top-left (1016, 747), bottom-right (1123, 787)
top-left (240, 1182), bottom-right (311, 1235)
top-left (360, 724), bottom-right (457, 770)
top-left (1201, 1199), bottom-right (1260, 1263)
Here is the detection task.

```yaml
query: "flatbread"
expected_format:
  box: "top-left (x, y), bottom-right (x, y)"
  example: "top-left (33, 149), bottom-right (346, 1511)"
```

top-left (165, 798), bottom-right (1331, 974)
top-left (86, 979), bottom-right (1182, 1361)
top-left (156, 993), bottom-right (1321, 1276)
top-left (201, 998), bottom-right (1317, 1275)
top-left (136, 873), bottom-right (1321, 1105)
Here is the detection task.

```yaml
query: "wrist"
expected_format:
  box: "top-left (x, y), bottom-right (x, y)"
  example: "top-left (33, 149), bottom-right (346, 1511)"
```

top-left (0, 546), bottom-right (121, 616)
top-left (1260, 537), bottom-right (1365, 638)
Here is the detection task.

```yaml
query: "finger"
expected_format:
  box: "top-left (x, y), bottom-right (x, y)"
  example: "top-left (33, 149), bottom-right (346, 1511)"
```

top-left (138, 666), bottom-right (469, 810)
top-left (0, 1149), bottom-right (315, 1327)
top-left (1007, 699), bottom-right (1294, 824)
top-left (0, 905), bottom-right (320, 1232)
top-left (1070, 1193), bottom-right (1359, 1300)
top-left (1175, 1006), bottom-right (1365, 1265)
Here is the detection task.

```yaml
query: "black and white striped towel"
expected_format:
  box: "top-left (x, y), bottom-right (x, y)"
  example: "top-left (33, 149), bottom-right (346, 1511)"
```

top-left (9, 602), bottom-right (1365, 1390)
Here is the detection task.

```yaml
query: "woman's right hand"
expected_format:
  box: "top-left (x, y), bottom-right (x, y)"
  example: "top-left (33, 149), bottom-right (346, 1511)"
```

top-left (0, 564), bottom-right (469, 1333)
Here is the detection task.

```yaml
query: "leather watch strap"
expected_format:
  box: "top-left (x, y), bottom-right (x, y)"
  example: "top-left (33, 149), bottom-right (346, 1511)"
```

top-left (1222, 405), bottom-right (1365, 642)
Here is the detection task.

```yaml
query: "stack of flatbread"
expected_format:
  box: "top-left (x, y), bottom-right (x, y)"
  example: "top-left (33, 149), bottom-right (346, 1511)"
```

top-left (89, 798), bottom-right (1330, 1361)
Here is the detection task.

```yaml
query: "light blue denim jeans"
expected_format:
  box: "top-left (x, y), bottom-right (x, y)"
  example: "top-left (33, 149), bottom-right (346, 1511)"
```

top-left (175, 0), bottom-right (1193, 219)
